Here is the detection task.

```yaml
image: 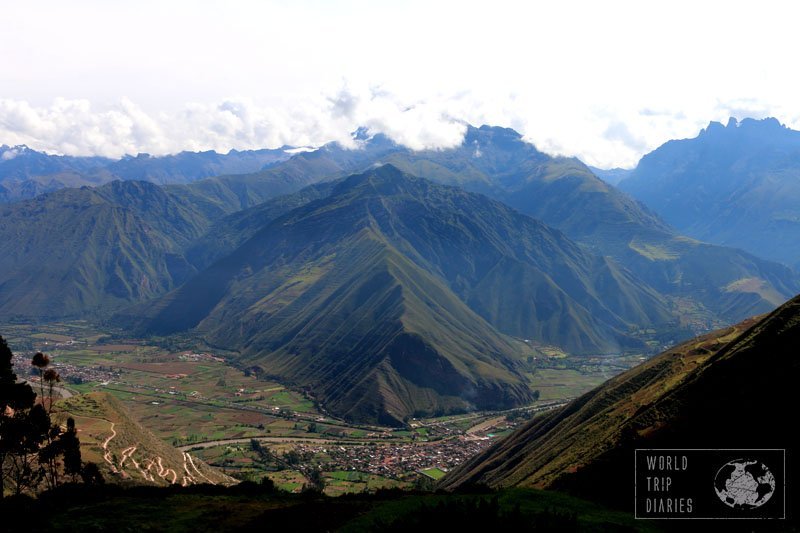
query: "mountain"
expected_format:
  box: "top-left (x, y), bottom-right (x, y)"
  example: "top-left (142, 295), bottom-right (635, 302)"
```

top-left (620, 117), bottom-right (800, 269)
top-left (123, 166), bottom-right (674, 424)
top-left (3, 124), bottom-right (796, 332)
top-left (373, 126), bottom-right (799, 325)
top-left (103, 147), bottom-right (291, 185)
top-left (587, 166), bottom-right (632, 185)
top-left (59, 392), bottom-right (234, 486)
top-left (219, 125), bottom-right (798, 326)
top-left (183, 181), bottom-right (337, 271)
top-left (0, 145), bottom-right (293, 203)
top-left (0, 144), bottom-right (111, 182)
top-left (440, 292), bottom-right (800, 509)
top-left (0, 180), bottom-right (213, 320)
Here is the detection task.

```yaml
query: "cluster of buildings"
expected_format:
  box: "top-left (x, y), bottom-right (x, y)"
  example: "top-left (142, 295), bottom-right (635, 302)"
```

top-left (293, 435), bottom-right (498, 479)
top-left (178, 352), bottom-right (225, 363)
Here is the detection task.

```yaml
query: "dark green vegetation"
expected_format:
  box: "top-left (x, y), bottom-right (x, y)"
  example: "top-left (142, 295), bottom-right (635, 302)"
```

top-left (0, 483), bottom-right (657, 532)
top-left (128, 166), bottom-right (677, 424)
top-left (441, 293), bottom-right (800, 511)
top-left (620, 117), bottom-right (800, 269)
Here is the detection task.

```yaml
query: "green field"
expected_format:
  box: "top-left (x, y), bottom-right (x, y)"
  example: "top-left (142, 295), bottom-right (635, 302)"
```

top-left (528, 367), bottom-right (614, 401)
top-left (420, 467), bottom-right (447, 480)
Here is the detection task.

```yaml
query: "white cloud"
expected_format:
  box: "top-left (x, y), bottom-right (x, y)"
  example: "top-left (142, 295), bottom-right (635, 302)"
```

top-left (3, 0), bottom-right (800, 167)
top-left (0, 89), bottom-right (470, 158)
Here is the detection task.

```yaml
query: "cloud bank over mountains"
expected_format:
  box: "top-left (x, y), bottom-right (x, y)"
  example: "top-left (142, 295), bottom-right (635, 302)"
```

top-left (0, 89), bottom-right (472, 160)
top-left (6, 87), bottom-right (789, 168)
top-left (5, 1), bottom-right (800, 167)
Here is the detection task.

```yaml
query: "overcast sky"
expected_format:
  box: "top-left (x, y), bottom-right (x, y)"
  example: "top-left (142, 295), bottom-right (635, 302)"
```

top-left (2, 0), bottom-right (799, 167)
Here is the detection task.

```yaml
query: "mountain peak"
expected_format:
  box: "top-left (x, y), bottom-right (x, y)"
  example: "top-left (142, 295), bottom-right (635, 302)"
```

top-left (336, 164), bottom-right (417, 195)
top-left (0, 144), bottom-right (33, 161)
top-left (701, 116), bottom-right (787, 138)
top-left (464, 124), bottom-right (525, 145)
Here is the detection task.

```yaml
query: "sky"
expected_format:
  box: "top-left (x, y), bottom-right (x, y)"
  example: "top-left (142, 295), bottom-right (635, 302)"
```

top-left (2, 0), bottom-right (800, 168)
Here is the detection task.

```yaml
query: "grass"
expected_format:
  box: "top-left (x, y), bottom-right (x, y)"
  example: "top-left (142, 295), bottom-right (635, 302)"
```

top-left (1, 484), bottom-right (662, 532)
top-left (528, 368), bottom-right (611, 401)
top-left (340, 488), bottom-right (660, 532)
top-left (420, 467), bottom-right (447, 480)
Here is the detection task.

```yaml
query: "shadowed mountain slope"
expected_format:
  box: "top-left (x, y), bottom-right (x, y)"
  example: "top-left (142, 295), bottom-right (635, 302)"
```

top-left (440, 292), bottom-right (800, 508)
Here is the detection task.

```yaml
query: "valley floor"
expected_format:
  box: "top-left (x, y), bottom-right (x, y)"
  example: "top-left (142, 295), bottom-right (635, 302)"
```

top-left (2, 321), bottom-right (646, 494)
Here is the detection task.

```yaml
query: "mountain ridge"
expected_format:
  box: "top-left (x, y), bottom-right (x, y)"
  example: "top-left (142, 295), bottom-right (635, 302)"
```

top-left (620, 117), bottom-right (800, 269)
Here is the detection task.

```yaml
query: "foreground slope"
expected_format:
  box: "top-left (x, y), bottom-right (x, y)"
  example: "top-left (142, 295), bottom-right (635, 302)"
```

top-left (441, 293), bottom-right (800, 507)
top-left (58, 392), bottom-right (234, 487)
top-left (126, 166), bottom-right (674, 423)
top-left (621, 117), bottom-right (800, 269)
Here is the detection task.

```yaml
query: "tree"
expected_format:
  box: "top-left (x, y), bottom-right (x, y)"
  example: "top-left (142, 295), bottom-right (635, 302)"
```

top-left (0, 337), bottom-right (88, 497)
top-left (306, 467), bottom-right (325, 493)
top-left (1, 335), bottom-right (42, 498)
top-left (31, 352), bottom-right (63, 490)
top-left (61, 418), bottom-right (82, 483)
top-left (80, 462), bottom-right (104, 485)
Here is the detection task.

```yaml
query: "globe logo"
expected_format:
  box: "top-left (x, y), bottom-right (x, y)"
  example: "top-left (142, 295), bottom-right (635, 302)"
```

top-left (714, 459), bottom-right (776, 509)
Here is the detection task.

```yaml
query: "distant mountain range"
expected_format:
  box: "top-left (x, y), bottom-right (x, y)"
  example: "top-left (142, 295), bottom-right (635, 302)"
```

top-left (619, 117), bottom-right (800, 269)
top-left (2, 125), bottom-right (797, 331)
top-left (441, 292), bottom-right (800, 508)
top-left (0, 144), bottom-right (292, 203)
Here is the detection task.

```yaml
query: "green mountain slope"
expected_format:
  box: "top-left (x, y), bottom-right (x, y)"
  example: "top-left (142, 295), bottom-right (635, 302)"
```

top-left (124, 166), bottom-right (675, 423)
top-left (0, 181), bottom-right (211, 319)
top-left (376, 126), bottom-right (799, 325)
top-left (184, 181), bottom-right (336, 271)
top-left (440, 292), bottom-right (800, 508)
top-left (214, 124), bottom-right (797, 326)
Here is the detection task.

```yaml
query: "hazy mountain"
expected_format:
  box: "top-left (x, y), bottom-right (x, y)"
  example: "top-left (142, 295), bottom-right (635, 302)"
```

top-left (0, 180), bottom-right (213, 320)
top-left (620, 117), bottom-right (800, 269)
top-left (184, 181), bottom-right (337, 270)
top-left (441, 292), bottom-right (800, 508)
top-left (587, 166), bottom-right (632, 185)
top-left (123, 166), bottom-right (675, 423)
top-left (104, 147), bottom-right (292, 184)
top-left (0, 144), bottom-right (111, 181)
top-left (0, 145), bottom-right (293, 202)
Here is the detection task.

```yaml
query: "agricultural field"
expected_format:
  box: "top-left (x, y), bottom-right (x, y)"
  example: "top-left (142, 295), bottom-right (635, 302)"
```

top-left (0, 320), bottom-right (647, 493)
